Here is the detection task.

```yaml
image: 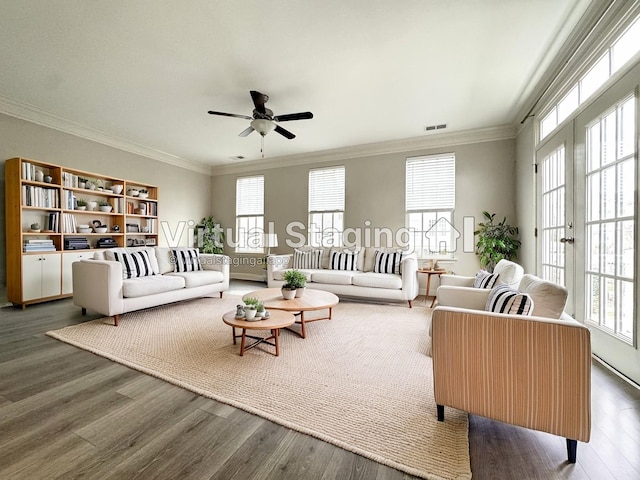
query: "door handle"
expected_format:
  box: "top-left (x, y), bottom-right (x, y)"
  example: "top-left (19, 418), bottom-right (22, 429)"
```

top-left (560, 237), bottom-right (575, 244)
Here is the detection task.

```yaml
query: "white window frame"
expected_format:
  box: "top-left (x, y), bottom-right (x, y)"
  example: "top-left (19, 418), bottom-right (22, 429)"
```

top-left (308, 166), bottom-right (345, 247)
top-left (405, 154), bottom-right (455, 258)
top-left (235, 175), bottom-right (264, 253)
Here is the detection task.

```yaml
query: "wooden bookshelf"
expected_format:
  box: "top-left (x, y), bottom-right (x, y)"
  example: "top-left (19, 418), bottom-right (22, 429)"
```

top-left (5, 157), bottom-right (160, 307)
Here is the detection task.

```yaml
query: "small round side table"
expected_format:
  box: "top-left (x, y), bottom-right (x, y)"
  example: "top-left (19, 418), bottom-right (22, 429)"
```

top-left (417, 269), bottom-right (445, 307)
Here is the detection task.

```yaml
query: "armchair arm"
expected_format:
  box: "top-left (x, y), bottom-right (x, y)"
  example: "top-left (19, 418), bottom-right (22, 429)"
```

top-left (267, 254), bottom-right (292, 287)
top-left (431, 306), bottom-right (591, 443)
top-left (436, 285), bottom-right (490, 310)
top-left (200, 254), bottom-right (230, 290)
top-left (72, 259), bottom-right (125, 317)
top-left (439, 274), bottom-right (475, 287)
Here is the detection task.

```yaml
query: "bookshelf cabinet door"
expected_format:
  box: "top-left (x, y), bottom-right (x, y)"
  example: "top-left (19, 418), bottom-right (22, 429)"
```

top-left (22, 254), bottom-right (62, 301)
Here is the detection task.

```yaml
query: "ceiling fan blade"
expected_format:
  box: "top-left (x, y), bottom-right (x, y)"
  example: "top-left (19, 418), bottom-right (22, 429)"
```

top-left (274, 112), bottom-right (314, 122)
top-left (250, 90), bottom-right (269, 114)
top-left (208, 110), bottom-right (252, 120)
top-left (239, 126), bottom-right (255, 137)
top-left (274, 125), bottom-right (296, 140)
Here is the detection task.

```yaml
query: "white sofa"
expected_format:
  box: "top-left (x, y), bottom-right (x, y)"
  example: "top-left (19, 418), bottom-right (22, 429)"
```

top-left (73, 247), bottom-right (230, 325)
top-left (267, 246), bottom-right (419, 307)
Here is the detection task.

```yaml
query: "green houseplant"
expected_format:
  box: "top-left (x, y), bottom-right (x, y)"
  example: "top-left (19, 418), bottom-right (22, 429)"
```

top-left (474, 211), bottom-right (521, 272)
top-left (283, 269), bottom-right (307, 298)
top-left (200, 216), bottom-right (225, 254)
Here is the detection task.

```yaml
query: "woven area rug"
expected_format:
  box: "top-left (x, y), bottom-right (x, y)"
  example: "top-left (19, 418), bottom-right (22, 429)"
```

top-left (47, 296), bottom-right (470, 480)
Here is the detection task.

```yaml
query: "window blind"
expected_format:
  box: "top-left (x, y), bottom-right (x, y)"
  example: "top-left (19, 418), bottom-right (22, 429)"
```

top-left (236, 176), bottom-right (264, 215)
top-left (406, 154), bottom-right (455, 210)
top-left (309, 166), bottom-right (345, 212)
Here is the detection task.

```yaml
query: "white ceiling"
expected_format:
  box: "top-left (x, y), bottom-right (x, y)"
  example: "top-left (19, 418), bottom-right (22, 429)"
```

top-left (0, 1), bottom-right (592, 171)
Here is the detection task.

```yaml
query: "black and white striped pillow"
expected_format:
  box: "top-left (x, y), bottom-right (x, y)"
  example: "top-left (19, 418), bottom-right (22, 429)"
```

top-left (473, 270), bottom-right (500, 288)
top-left (373, 250), bottom-right (403, 274)
top-left (329, 251), bottom-right (358, 271)
top-left (485, 284), bottom-right (534, 315)
top-left (293, 249), bottom-right (322, 269)
top-left (171, 248), bottom-right (203, 273)
top-left (113, 250), bottom-right (156, 279)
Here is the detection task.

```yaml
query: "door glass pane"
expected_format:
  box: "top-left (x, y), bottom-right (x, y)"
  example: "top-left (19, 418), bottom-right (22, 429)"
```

top-left (584, 95), bottom-right (635, 342)
top-left (540, 146), bottom-right (566, 285)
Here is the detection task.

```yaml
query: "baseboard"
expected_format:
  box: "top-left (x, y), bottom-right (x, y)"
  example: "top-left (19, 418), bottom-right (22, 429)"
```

top-left (231, 273), bottom-right (266, 282)
top-left (592, 354), bottom-right (640, 391)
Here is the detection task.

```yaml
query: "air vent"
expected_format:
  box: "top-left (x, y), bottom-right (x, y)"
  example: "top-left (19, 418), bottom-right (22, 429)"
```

top-left (425, 124), bottom-right (447, 131)
top-left (230, 155), bottom-right (245, 160)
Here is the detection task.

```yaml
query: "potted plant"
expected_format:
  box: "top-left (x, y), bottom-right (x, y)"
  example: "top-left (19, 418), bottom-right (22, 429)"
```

top-left (78, 177), bottom-right (88, 189)
top-left (283, 269), bottom-right (307, 298)
top-left (199, 216), bottom-right (225, 254)
top-left (474, 211), bottom-right (521, 272)
top-left (243, 297), bottom-right (260, 321)
top-left (76, 198), bottom-right (88, 211)
top-left (138, 189), bottom-right (149, 199)
top-left (98, 200), bottom-right (113, 213)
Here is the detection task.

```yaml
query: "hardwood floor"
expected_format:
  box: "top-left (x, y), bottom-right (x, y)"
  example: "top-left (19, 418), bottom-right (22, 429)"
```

top-left (1, 282), bottom-right (639, 479)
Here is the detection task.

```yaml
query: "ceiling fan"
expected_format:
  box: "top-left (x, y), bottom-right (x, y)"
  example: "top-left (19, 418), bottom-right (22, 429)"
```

top-left (207, 90), bottom-right (313, 140)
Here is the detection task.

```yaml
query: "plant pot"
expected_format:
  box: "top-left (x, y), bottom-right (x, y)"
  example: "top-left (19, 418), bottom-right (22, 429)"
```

top-left (88, 201), bottom-right (97, 211)
top-left (111, 185), bottom-right (123, 195)
top-left (128, 189), bottom-right (139, 197)
top-left (78, 182), bottom-right (86, 189)
top-left (281, 287), bottom-right (297, 300)
top-left (294, 287), bottom-right (306, 298)
top-left (138, 192), bottom-right (149, 199)
top-left (77, 206), bottom-right (87, 211)
top-left (99, 205), bottom-right (113, 213)
top-left (244, 307), bottom-right (257, 321)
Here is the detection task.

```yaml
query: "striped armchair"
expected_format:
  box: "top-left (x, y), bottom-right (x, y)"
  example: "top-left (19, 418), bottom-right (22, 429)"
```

top-left (431, 306), bottom-right (591, 463)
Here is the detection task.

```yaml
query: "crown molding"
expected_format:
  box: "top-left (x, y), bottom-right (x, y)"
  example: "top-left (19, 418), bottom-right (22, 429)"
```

top-left (210, 124), bottom-right (517, 176)
top-left (0, 94), bottom-right (211, 175)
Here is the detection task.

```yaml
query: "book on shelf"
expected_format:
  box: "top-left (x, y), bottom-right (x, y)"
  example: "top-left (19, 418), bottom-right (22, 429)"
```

top-left (23, 239), bottom-right (56, 252)
top-left (61, 213), bottom-right (78, 233)
top-left (21, 185), bottom-right (59, 208)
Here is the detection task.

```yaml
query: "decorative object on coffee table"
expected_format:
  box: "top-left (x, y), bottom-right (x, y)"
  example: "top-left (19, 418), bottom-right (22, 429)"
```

top-left (244, 287), bottom-right (339, 338)
top-left (283, 269), bottom-right (306, 298)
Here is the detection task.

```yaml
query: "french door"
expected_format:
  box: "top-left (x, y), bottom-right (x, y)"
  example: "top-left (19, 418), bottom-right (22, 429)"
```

top-left (537, 67), bottom-right (639, 383)
top-left (536, 123), bottom-right (575, 315)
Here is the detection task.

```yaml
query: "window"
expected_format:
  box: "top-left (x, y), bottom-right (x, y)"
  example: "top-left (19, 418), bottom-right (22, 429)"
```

top-left (405, 154), bottom-right (455, 257)
top-left (308, 166), bottom-right (345, 247)
top-left (584, 95), bottom-right (635, 342)
top-left (539, 13), bottom-right (640, 142)
top-left (235, 175), bottom-right (264, 253)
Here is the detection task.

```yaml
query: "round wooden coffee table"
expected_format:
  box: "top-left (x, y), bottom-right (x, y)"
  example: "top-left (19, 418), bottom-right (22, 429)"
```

top-left (222, 310), bottom-right (295, 357)
top-left (243, 288), bottom-right (339, 339)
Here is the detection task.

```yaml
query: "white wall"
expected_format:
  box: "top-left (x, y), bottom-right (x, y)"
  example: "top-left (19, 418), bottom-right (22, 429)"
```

top-left (0, 113), bottom-right (212, 291)
top-left (210, 137), bottom-right (518, 280)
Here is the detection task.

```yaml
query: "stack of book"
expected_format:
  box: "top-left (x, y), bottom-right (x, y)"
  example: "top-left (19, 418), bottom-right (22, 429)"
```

top-left (64, 237), bottom-right (90, 250)
top-left (23, 239), bottom-right (56, 252)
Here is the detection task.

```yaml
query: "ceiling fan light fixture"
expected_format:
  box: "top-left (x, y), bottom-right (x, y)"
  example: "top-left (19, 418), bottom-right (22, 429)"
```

top-left (251, 118), bottom-right (276, 136)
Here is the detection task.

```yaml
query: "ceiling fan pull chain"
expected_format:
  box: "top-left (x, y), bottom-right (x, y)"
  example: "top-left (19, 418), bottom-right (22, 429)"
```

top-left (261, 134), bottom-right (265, 159)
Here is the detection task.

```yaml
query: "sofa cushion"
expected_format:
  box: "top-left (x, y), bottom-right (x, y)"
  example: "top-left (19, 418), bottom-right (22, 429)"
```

top-left (373, 250), bottom-right (404, 274)
top-left (122, 275), bottom-right (185, 298)
top-left (493, 259), bottom-right (524, 288)
top-left (329, 251), bottom-right (359, 271)
top-left (171, 248), bottom-right (203, 272)
top-left (473, 270), bottom-right (499, 289)
top-left (331, 247), bottom-right (364, 271)
top-left (293, 249), bottom-right (322, 269)
top-left (363, 247), bottom-right (407, 272)
top-left (518, 274), bottom-right (568, 319)
top-left (155, 247), bottom-right (174, 274)
top-left (352, 272), bottom-right (403, 289)
top-left (486, 284), bottom-right (534, 315)
top-left (166, 270), bottom-right (225, 288)
top-left (311, 270), bottom-right (354, 285)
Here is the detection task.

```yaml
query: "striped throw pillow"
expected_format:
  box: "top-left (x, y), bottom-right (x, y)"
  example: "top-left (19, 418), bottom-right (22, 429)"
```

top-left (486, 284), bottom-right (534, 315)
top-left (373, 250), bottom-right (403, 274)
top-left (293, 249), bottom-right (322, 269)
top-left (171, 248), bottom-right (203, 272)
top-left (329, 251), bottom-right (358, 271)
top-left (473, 270), bottom-right (499, 288)
top-left (112, 250), bottom-right (156, 279)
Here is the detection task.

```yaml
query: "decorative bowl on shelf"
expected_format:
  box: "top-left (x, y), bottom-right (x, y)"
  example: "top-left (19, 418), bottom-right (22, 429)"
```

top-left (78, 227), bottom-right (91, 233)
top-left (127, 189), bottom-right (139, 197)
top-left (94, 226), bottom-right (108, 234)
top-left (99, 205), bottom-right (113, 213)
top-left (111, 185), bottom-right (124, 195)
top-left (138, 192), bottom-right (149, 199)
top-left (29, 229), bottom-right (41, 233)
